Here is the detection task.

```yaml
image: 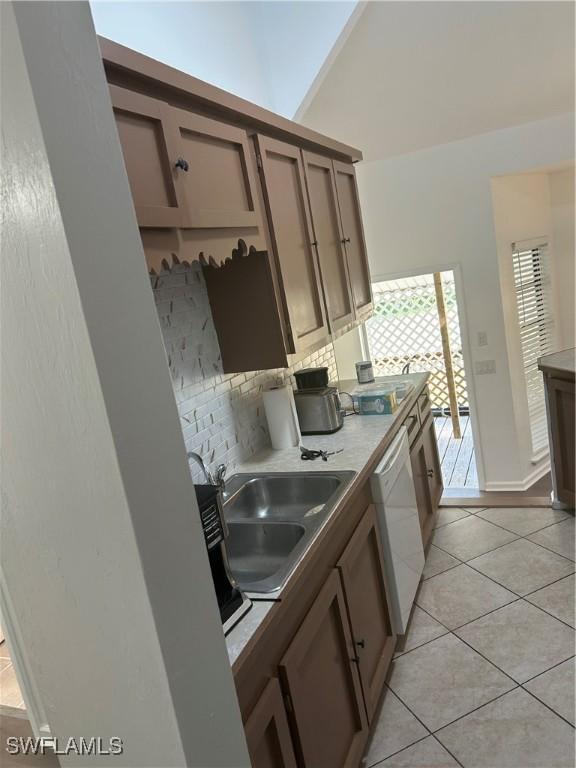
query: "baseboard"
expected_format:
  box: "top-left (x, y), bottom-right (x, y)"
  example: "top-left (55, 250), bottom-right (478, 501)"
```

top-left (484, 460), bottom-right (550, 492)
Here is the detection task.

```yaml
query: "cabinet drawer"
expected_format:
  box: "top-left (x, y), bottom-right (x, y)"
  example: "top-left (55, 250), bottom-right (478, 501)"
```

top-left (403, 404), bottom-right (421, 446)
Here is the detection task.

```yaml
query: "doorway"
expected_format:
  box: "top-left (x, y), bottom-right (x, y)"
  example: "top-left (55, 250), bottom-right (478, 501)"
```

top-left (362, 270), bottom-right (478, 489)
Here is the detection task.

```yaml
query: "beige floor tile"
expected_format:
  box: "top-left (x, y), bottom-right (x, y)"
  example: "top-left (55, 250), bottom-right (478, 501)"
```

top-left (0, 641), bottom-right (11, 659)
top-left (395, 606), bottom-right (449, 655)
top-left (431, 516), bottom-right (517, 561)
top-left (460, 507), bottom-right (487, 514)
top-left (0, 664), bottom-right (24, 709)
top-left (0, 715), bottom-right (59, 767)
top-left (434, 507), bottom-right (470, 529)
top-left (529, 517), bottom-right (575, 562)
top-left (416, 564), bottom-right (517, 630)
top-left (364, 688), bottom-right (428, 766)
top-left (455, 600), bottom-right (575, 683)
top-left (0, 658), bottom-right (11, 674)
top-left (476, 506), bottom-right (570, 536)
top-left (378, 736), bottom-right (459, 767)
top-left (436, 688), bottom-right (575, 768)
top-left (422, 545), bottom-right (460, 580)
top-left (387, 634), bottom-right (515, 731)
top-left (468, 539), bottom-right (575, 596)
top-left (524, 658), bottom-right (575, 725)
top-left (525, 574), bottom-right (575, 627)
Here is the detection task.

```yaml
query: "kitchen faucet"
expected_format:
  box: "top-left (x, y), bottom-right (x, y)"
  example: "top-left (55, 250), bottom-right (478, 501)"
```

top-left (187, 452), bottom-right (227, 490)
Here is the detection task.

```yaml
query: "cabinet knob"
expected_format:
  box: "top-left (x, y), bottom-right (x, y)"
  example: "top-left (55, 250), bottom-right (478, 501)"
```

top-left (311, 240), bottom-right (318, 248)
top-left (427, 468), bottom-right (434, 478)
top-left (341, 237), bottom-right (351, 244)
top-left (175, 158), bottom-right (189, 172)
top-left (356, 639), bottom-right (366, 649)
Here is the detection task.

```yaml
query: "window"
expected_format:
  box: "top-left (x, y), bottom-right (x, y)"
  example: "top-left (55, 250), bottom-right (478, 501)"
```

top-left (512, 240), bottom-right (555, 461)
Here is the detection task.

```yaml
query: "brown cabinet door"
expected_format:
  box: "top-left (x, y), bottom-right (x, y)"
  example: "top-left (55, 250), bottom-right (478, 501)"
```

top-left (337, 505), bottom-right (395, 721)
top-left (332, 161), bottom-right (373, 320)
top-left (171, 109), bottom-right (262, 229)
top-left (422, 413), bottom-right (443, 510)
top-left (280, 570), bottom-right (368, 768)
top-left (410, 413), bottom-right (443, 546)
top-left (546, 376), bottom-right (575, 506)
top-left (256, 136), bottom-right (330, 354)
top-left (410, 430), bottom-right (434, 547)
top-left (244, 678), bottom-right (298, 768)
top-left (109, 85), bottom-right (186, 228)
top-left (302, 152), bottom-right (355, 332)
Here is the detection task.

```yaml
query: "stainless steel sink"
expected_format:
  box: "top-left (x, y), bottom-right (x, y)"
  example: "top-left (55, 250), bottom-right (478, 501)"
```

top-left (224, 474), bottom-right (344, 520)
top-left (223, 471), bottom-right (354, 593)
top-left (226, 522), bottom-right (306, 588)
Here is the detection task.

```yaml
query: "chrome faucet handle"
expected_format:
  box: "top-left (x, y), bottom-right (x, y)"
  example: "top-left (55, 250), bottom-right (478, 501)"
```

top-left (214, 463), bottom-right (227, 489)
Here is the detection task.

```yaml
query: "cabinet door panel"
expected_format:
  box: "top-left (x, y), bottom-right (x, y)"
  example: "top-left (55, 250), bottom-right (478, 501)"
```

top-left (172, 109), bottom-right (261, 229)
top-left (303, 152), bottom-right (355, 332)
top-left (244, 678), bottom-right (298, 768)
top-left (333, 161), bottom-right (373, 319)
top-left (109, 85), bottom-right (185, 228)
top-left (337, 505), bottom-right (395, 721)
top-left (280, 570), bottom-right (368, 768)
top-left (546, 377), bottom-right (575, 506)
top-left (256, 136), bottom-right (329, 353)
top-left (422, 413), bottom-right (443, 510)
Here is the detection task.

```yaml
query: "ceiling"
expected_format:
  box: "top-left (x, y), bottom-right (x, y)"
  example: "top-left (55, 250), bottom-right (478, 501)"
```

top-left (301, 2), bottom-right (575, 161)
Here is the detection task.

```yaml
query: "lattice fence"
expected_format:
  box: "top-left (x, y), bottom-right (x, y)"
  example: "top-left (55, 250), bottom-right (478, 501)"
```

top-left (366, 272), bottom-right (468, 411)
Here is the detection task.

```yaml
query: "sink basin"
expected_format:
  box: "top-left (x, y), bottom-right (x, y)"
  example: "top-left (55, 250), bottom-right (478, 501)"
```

top-left (224, 474), bottom-right (343, 521)
top-left (226, 522), bottom-right (306, 590)
top-left (223, 471), bottom-right (354, 593)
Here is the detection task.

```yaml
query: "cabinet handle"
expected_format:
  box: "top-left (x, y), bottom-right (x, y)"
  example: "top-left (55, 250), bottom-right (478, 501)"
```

top-left (175, 158), bottom-right (189, 172)
top-left (311, 240), bottom-right (318, 247)
top-left (356, 639), bottom-right (366, 649)
top-left (427, 469), bottom-right (434, 478)
top-left (350, 655), bottom-right (360, 664)
top-left (341, 237), bottom-right (351, 244)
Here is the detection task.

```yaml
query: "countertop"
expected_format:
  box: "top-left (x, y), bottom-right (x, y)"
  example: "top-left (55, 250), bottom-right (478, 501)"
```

top-left (224, 372), bottom-right (428, 667)
top-left (538, 348), bottom-right (575, 377)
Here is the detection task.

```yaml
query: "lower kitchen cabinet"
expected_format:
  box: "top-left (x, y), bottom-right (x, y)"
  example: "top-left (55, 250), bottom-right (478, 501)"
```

top-left (410, 411), bottom-right (443, 546)
top-left (244, 678), bottom-right (298, 768)
top-left (337, 505), bottom-right (395, 721)
top-left (279, 570), bottom-right (368, 768)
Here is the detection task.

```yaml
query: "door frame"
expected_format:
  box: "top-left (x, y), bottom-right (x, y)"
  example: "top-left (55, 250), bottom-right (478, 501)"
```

top-left (361, 263), bottom-right (486, 492)
top-left (0, 572), bottom-right (50, 736)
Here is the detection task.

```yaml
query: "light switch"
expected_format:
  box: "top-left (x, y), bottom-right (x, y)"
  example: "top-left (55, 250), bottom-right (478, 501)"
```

top-left (477, 331), bottom-right (488, 347)
top-left (475, 360), bottom-right (496, 375)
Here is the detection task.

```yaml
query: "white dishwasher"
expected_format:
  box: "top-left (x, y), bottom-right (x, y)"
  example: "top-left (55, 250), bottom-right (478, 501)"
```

top-left (371, 426), bottom-right (425, 634)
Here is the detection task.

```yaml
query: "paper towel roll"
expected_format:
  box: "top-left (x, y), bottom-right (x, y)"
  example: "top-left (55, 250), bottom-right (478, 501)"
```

top-left (263, 385), bottom-right (301, 450)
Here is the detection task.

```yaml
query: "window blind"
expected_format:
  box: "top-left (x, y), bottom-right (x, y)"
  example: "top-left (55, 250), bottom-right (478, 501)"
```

top-left (512, 241), bottom-right (554, 460)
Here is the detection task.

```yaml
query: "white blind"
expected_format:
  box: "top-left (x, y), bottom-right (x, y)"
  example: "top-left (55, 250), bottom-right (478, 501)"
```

top-left (512, 241), bottom-right (554, 460)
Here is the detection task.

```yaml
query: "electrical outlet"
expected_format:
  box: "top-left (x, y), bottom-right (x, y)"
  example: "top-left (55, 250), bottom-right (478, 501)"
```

top-left (477, 331), bottom-right (488, 347)
top-left (475, 359), bottom-right (496, 375)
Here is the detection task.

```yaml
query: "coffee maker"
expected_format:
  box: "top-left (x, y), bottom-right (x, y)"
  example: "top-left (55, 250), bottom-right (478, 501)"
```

top-left (194, 484), bottom-right (251, 634)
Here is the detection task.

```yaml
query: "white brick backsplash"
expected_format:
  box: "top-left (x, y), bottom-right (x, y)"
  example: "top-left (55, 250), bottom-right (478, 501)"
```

top-left (152, 262), bottom-right (337, 484)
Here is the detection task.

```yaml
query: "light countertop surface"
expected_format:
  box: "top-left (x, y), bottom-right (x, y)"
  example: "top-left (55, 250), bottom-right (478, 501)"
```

top-left (224, 372), bottom-right (428, 668)
top-left (538, 348), bottom-right (575, 376)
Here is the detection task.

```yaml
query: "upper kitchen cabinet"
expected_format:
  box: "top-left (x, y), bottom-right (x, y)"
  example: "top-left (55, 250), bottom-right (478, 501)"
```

top-left (109, 85), bottom-right (186, 228)
top-left (302, 152), bottom-right (355, 333)
top-left (333, 161), bottom-right (373, 320)
top-left (170, 108), bottom-right (262, 230)
top-left (255, 136), bottom-right (330, 354)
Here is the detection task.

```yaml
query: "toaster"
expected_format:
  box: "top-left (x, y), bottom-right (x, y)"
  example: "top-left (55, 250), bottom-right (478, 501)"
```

top-left (294, 387), bottom-right (344, 435)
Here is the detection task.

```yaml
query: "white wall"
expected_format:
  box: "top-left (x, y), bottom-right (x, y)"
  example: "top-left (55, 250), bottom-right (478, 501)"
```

top-left (2, 3), bottom-right (249, 764)
top-left (90, 1), bottom-right (273, 108)
top-left (491, 173), bottom-right (555, 478)
top-left (90, 0), bottom-right (356, 118)
top-left (354, 115), bottom-right (574, 489)
top-left (549, 167), bottom-right (576, 349)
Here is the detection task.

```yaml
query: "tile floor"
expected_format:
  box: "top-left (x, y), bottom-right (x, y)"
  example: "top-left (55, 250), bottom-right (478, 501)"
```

top-left (364, 506), bottom-right (575, 768)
